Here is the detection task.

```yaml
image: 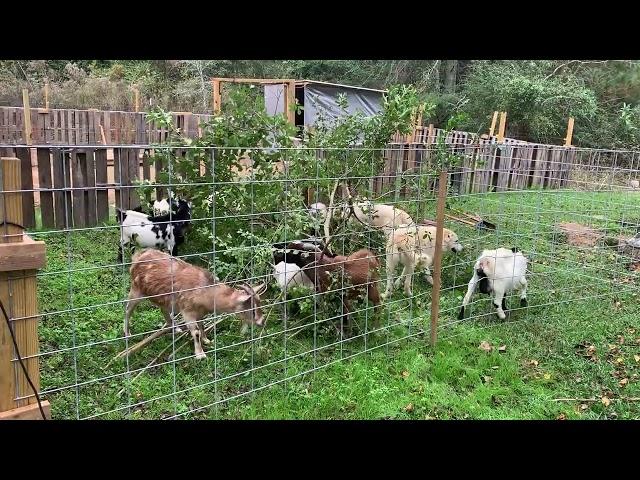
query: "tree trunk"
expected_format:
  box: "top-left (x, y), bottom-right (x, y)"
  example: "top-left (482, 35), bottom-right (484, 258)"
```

top-left (443, 60), bottom-right (458, 93)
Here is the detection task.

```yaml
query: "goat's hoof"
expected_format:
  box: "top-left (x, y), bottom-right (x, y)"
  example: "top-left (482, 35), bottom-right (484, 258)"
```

top-left (520, 298), bottom-right (528, 307)
top-left (427, 276), bottom-right (434, 285)
top-left (195, 352), bottom-right (207, 360)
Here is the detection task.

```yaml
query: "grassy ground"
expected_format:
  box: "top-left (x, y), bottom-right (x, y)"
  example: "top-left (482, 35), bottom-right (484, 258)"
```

top-left (34, 189), bottom-right (640, 419)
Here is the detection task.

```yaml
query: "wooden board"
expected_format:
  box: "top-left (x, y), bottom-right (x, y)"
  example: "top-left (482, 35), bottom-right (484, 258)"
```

top-left (94, 149), bottom-right (109, 223)
top-left (15, 148), bottom-right (36, 229)
top-left (113, 148), bottom-right (122, 211)
top-left (127, 148), bottom-right (140, 210)
top-left (0, 401), bottom-right (51, 420)
top-left (0, 244), bottom-right (45, 273)
top-left (71, 151), bottom-right (86, 228)
top-left (37, 149), bottom-right (55, 228)
top-left (1, 157), bottom-right (23, 243)
top-left (84, 149), bottom-right (97, 226)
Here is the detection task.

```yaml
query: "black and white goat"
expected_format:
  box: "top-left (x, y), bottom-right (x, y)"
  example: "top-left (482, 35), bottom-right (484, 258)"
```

top-left (458, 247), bottom-right (528, 320)
top-left (116, 199), bottom-right (192, 262)
top-left (272, 238), bottom-right (334, 291)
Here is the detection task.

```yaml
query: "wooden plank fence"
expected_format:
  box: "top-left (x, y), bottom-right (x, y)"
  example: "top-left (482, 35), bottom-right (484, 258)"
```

top-left (0, 107), bottom-right (211, 146)
top-left (1, 127), bottom-right (584, 230)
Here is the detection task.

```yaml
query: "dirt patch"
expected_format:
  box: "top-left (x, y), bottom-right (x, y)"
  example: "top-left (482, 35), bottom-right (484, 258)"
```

top-left (556, 222), bottom-right (604, 247)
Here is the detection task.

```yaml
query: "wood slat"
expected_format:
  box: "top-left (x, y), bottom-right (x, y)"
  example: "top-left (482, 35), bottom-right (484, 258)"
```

top-left (71, 151), bottom-right (86, 228)
top-left (127, 148), bottom-right (140, 210)
top-left (51, 149), bottom-right (69, 229)
top-left (94, 149), bottom-right (109, 223)
top-left (84, 149), bottom-right (97, 226)
top-left (37, 148), bottom-right (55, 228)
top-left (15, 148), bottom-right (36, 229)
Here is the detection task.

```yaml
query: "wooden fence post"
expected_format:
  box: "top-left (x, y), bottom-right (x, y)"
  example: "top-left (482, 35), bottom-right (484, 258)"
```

top-left (133, 87), bottom-right (140, 113)
top-left (497, 111), bottom-right (507, 143)
top-left (22, 89), bottom-right (32, 146)
top-left (564, 117), bottom-right (575, 147)
top-left (44, 81), bottom-right (50, 111)
top-left (430, 169), bottom-right (448, 347)
top-left (212, 80), bottom-right (221, 113)
top-left (489, 111), bottom-right (499, 137)
top-left (0, 156), bottom-right (49, 420)
top-left (286, 81), bottom-right (296, 126)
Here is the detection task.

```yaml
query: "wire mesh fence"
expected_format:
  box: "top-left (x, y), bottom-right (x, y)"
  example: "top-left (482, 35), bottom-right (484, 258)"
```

top-left (1, 138), bottom-right (639, 419)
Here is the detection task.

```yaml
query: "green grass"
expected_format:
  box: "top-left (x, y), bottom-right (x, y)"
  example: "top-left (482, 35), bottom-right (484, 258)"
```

top-left (35, 189), bottom-right (640, 419)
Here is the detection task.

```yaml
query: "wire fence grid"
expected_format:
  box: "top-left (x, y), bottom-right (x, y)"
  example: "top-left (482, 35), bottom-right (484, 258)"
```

top-left (1, 139), bottom-right (639, 419)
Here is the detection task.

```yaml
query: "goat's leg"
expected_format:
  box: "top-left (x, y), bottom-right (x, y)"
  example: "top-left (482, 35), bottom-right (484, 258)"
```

top-left (403, 263), bottom-right (416, 297)
top-left (458, 273), bottom-right (479, 320)
top-left (183, 312), bottom-right (206, 359)
top-left (118, 241), bottom-right (128, 263)
top-left (198, 320), bottom-right (211, 344)
top-left (124, 288), bottom-right (144, 337)
top-left (518, 278), bottom-right (528, 307)
top-left (492, 288), bottom-right (507, 320)
top-left (368, 283), bottom-right (382, 329)
top-left (161, 307), bottom-right (183, 334)
top-left (394, 264), bottom-right (409, 290)
top-left (383, 248), bottom-right (399, 299)
top-left (425, 265), bottom-right (433, 285)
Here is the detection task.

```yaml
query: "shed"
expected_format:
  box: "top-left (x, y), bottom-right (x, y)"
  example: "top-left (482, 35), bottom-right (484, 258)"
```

top-left (264, 80), bottom-right (386, 129)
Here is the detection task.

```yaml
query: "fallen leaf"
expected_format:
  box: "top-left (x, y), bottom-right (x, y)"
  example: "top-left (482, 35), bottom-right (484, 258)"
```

top-left (404, 403), bottom-right (414, 413)
top-left (556, 413), bottom-right (567, 420)
top-left (498, 345), bottom-right (507, 353)
top-left (575, 376), bottom-right (583, 383)
top-left (580, 403), bottom-right (589, 411)
top-left (619, 378), bottom-right (629, 387)
top-left (543, 373), bottom-right (551, 380)
top-left (528, 359), bottom-right (539, 367)
top-left (601, 396), bottom-right (611, 407)
top-left (491, 366), bottom-right (500, 370)
top-left (634, 355), bottom-right (640, 363)
top-left (401, 370), bottom-right (410, 378)
top-left (479, 341), bottom-right (493, 353)
top-left (616, 357), bottom-right (624, 365)
top-left (482, 375), bottom-right (492, 383)
top-left (618, 335), bottom-right (625, 344)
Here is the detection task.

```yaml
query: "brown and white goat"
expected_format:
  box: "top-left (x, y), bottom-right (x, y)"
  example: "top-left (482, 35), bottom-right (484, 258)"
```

top-left (125, 249), bottom-right (267, 359)
top-left (306, 249), bottom-right (382, 334)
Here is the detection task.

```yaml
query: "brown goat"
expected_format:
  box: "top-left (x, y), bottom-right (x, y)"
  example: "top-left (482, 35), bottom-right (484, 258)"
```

top-left (125, 249), bottom-right (267, 359)
top-left (307, 249), bottom-right (382, 334)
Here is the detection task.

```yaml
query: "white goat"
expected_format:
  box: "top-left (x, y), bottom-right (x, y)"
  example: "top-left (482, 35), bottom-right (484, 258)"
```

top-left (383, 225), bottom-right (463, 298)
top-left (458, 247), bottom-right (528, 320)
top-left (350, 200), bottom-right (415, 233)
top-left (273, 262), bottom-right (315, 290)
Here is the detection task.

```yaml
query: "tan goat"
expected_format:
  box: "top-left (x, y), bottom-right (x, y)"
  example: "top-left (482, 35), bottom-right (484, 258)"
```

top-left (125, 249), bottom-right (267, 359)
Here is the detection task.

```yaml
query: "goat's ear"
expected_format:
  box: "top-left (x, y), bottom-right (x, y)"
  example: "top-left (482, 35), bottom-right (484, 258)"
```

top-left (235, 293), bottom-right (252, 305)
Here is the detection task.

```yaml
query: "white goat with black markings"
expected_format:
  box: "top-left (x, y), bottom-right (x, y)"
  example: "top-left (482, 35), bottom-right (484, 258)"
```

top-left (116, 199), bottom-right (192, 262)
top-left (458, 247), bottom-right (528, 320)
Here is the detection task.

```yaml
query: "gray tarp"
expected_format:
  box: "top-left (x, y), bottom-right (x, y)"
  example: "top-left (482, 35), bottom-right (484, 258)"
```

top-left (264, 84), bottom-right (286, 116)
top-left (303, 84), bottom-right (383, 126)
top-left (264, 83), bottom-right (384, 126)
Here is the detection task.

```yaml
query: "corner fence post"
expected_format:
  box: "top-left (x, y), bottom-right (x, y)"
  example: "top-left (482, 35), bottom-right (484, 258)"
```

top-left (0, 156), bottom-right (49, 420)
top-left (430, 169), bottom-right (448, 347)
